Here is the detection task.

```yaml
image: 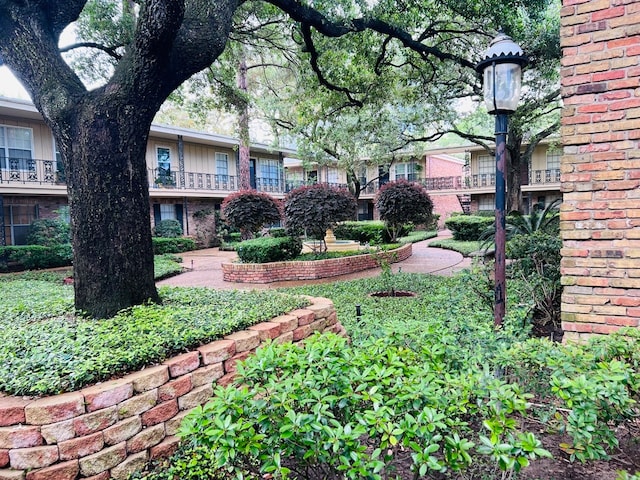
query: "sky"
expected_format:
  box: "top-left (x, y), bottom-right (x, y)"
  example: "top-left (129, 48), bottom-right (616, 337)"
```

top-left (0, 66), bottom-right (30, 100)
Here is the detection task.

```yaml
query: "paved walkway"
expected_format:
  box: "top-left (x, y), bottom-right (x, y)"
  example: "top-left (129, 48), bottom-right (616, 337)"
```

top-left (157, 230), bottom-right (471, 290)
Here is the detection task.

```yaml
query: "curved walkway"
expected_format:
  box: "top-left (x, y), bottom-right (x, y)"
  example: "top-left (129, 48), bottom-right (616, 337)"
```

top-left (157, 230), bottom-right (471, 290)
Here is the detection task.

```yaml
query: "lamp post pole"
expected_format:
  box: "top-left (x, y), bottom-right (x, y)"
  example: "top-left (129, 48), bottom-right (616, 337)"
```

top-left (475, 32), bottom-right (527, 328)
top-left (494, 113), bottom-right (508, 326)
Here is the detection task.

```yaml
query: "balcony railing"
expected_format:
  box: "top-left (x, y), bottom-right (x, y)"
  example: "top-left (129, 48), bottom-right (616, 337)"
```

top-left (0, 159), bottom-right (563, 194)
top-left (0, 157), bottom-right (64, 184)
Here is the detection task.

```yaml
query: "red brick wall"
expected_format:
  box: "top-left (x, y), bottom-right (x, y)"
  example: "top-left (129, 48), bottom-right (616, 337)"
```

top-left (0, 299), bottom-right (343, 479)
top-left (560, 0), bottom-right (640, 340)
top-left (430, 194), bottom-right (463, 226)
top-left (223, 244), bottom-right (412, 283)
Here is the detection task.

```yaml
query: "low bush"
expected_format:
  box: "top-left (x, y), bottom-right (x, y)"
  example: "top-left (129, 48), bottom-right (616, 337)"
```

top-left (333, 220), bottom-right (413, 244)
top-left (177, 334), bottom-right (549, 480)
top-left (153, 219), bottom-right (183, 238)
top-left (152, 237), bottom-right (196, 254)
top-left (0, 286), bottom-right (308, 396)
top-left (27, 216), bottom-right (71, 245)
top-left (236, 236), bottom-right (302, 263)
top-left (0, 244), bottom-right (73, 271)
top-left (445, 215), bottom-right (494, 241)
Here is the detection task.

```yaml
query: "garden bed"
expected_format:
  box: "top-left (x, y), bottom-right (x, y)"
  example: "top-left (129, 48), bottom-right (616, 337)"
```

top-left (0, 297), bottom-right (344, 480)
top-left (222, 243), bottom-right (412, 283)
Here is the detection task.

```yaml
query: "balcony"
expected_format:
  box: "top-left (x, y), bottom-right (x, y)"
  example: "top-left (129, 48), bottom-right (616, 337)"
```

top-left (0, 158), bottom-right (64, 184)
top-left (418, 169), bottom-right (561, 192)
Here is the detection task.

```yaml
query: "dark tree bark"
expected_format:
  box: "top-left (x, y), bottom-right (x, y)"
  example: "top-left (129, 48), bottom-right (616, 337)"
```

top-left (506, 131), bottom-right (524, 214)
top-left (237, 56), bottom-right (252, 191)
top-left (0, 0), bottom-right (236, 317)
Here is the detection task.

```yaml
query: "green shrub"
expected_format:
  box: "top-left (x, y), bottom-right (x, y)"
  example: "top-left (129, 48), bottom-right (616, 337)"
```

top-left (153, 219), bottom-right (183, 238)
top-left (0, 244), bottom-right (73, 270)
top-left (334, 220), bottom-right (413, 245)
top-left (179, 334), bottom-right (549, 480)
top-left (152, 237), bottom-right (196, 254)
top-left (445, 216), bottom-right (494, 241)
top-left (500, 329), bottom-right (640, 462)
top-left (236, 236), bottom-right (302, 263)
top-left (27, 217), bottom-right (71, 245)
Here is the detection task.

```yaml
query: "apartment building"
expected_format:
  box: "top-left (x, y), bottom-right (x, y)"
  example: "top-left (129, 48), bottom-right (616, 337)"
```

top-left (284, 141), bottom-right (562, 225)
top-left (1, 94), bottom-right (563, 246)
top-left (0, 96), bottom-right (294, 246)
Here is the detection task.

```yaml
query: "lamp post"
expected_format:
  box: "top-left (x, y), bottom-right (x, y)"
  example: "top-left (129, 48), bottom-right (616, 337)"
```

top-left (476, 33), bottom-right (527, 328)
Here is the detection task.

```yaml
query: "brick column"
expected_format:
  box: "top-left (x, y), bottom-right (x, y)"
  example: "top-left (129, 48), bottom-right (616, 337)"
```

top-left (560, 0), bottom-right (640, 341)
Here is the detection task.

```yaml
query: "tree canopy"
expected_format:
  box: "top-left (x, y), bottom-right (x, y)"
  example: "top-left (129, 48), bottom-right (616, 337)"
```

top-left (0, 0), bottom-right (552, 317)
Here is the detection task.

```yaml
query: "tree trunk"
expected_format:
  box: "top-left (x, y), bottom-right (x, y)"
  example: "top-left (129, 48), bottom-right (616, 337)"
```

top-left (506, 132), bottom-right (524, 214)
top-left (58, 103), bottom-right (160, 318)
top-left (237, 57), bottom-right (251, 190)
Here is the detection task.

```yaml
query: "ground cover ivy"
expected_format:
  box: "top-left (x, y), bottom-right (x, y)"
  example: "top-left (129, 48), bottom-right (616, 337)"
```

top-left (0, 285), bottom-right (308, 396)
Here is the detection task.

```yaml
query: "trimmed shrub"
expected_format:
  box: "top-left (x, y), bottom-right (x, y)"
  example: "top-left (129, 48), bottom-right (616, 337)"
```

top-left (27, 217), bottom-right (71, 246)
top-left (236, 236), bottom-right (302, 263)
top-left (445, 215), bottom-right (494, 241)
top-left (284, 184), bottom-right (357, 240)
top-left (0, 245), bottom-right (72, 270)
top-left (375, 180), bottom-right (433, 242)
top-left (152, 237), bottom-right (196, 254)
top-left (153, 219), bottom-right (183, 238)
top-left (333, 220), bottom-right (414, 244)
top-left (222, 190), bottom-right (282, 240)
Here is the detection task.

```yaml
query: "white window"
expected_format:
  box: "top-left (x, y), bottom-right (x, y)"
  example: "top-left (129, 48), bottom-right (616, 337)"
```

top-left (394, 162), bottom-right (417, 181)
top-left (477, 155), bottom-right (493, 176)
top-left (160, 204), bottom-right (177, 221)
top-left (478, 195), bottom-right (494, 211)
top-left (215, 152), bottom-right (229, 177)
top-left (546, 151), bottom-right (561, 170)
top-left (260, 159), bottom-right (280, 186)
top-left (327, 168), bottom-right (339, 184)
top-left (0, 125), bottom-right (34, 170)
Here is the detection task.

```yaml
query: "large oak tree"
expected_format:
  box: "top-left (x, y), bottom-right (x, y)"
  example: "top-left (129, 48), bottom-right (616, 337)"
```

top-left (0, 0), bottom-right (544, 317)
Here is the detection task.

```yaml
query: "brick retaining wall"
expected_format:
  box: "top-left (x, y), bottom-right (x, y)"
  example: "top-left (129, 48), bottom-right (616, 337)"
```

top-left (0, 298), bottom-right (344, 480)
top-left (222, 243), bottom-right (412, 283)
top-left (560, 0), bottom-right (640, 341)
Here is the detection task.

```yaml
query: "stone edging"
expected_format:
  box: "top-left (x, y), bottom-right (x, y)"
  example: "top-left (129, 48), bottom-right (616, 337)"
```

top-left (222, 243), bottom-right (412, 283)
top-left (0, 297), bottom-right (343, 480)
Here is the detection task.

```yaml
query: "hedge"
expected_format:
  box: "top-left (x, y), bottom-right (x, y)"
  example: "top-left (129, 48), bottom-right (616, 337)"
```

top-left (152, 237), bottom-right (197, 254)
top-left (0, 244), bottom-right (73, 271)
top-left (333, 221), bottom-right (413, 245)
top-left (236, 236), bottom-right (302, 263)
top-left (445, 216), bottom-right (495, 241)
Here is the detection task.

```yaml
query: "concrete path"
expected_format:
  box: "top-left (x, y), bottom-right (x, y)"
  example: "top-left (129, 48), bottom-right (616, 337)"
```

top-left (157, 230), bottom-right (471, 290)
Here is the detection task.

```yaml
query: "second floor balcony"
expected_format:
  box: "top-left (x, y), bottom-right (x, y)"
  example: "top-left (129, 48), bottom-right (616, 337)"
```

top-left (0, 158), bottom-right (562, 196)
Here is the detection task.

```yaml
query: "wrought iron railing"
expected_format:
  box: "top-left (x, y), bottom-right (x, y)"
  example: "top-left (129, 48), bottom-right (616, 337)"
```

top-left (0, 157), bottom-right (64, 184)
top-left (0, 159), bottom-right (562, 194)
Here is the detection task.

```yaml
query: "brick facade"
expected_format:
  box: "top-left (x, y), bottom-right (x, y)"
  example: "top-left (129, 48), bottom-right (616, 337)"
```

top-left (0, 299), bottom-right (344, 479)
top-left (560, 0), bottom-right (640, 340)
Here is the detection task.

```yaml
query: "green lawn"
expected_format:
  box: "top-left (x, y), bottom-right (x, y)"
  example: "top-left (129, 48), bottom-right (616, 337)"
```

top-left (428, 238), bottom-right (483, 256)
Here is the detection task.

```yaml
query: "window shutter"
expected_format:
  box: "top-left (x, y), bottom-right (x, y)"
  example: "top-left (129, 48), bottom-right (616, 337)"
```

top-left (153, 204), bottom-right (161, 225)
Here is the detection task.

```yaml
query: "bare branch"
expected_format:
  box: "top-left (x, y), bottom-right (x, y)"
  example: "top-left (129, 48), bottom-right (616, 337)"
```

top-left (60, 42), bottom-right (124, 60)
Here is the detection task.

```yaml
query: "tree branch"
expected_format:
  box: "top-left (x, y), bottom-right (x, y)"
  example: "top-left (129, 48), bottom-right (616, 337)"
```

top-left (300, 23), bottom-right (363, 107)
top-left (60, 42), bottom-right (124, 60)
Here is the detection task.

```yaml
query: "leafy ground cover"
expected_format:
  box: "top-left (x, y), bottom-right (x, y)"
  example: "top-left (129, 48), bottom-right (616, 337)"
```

top-left (136, 272), bottom-right (639, 480)
top-left (0, 277), bottom-right (307, 396)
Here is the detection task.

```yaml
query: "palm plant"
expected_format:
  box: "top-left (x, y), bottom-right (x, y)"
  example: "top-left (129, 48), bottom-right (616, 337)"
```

top-left (479, 199), bottom-right (560, 252)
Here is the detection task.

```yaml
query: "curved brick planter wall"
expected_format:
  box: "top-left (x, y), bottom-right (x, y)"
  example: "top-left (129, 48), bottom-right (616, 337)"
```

top-left (0, 298), bottom-right (343, 480)
top-left (223, 243), bottom-right (412, 283)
